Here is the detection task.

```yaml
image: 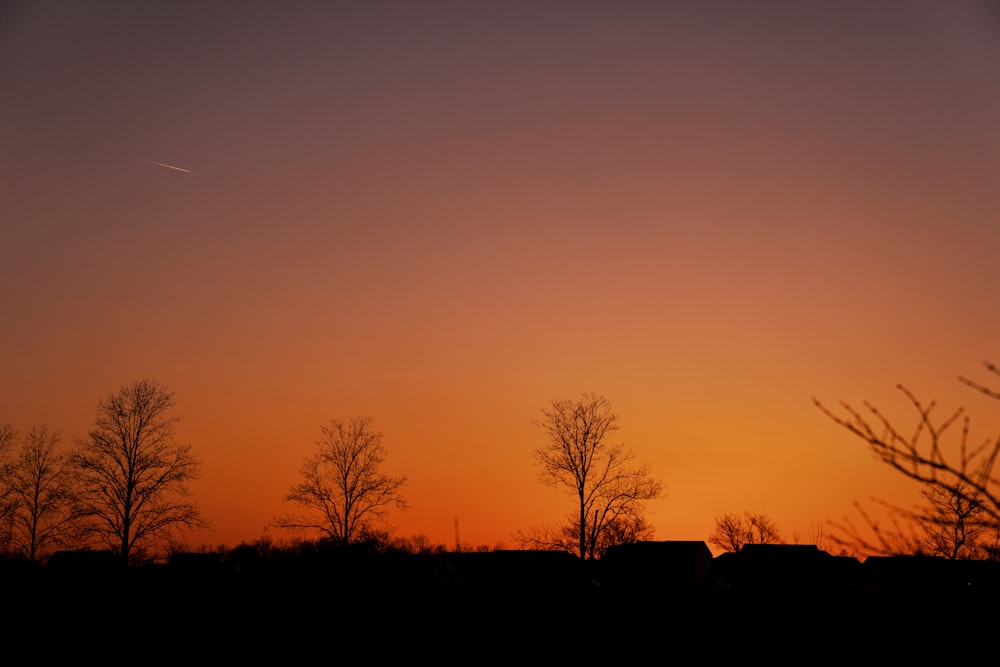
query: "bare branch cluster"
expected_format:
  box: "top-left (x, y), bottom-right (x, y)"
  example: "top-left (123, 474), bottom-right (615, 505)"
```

top-left (816, 360), bottom-right (1000, 558)
top-left (0, 424), bottom-right (16, 552)
top-left (708, 511), bottom-right (783, 553)
top-left (825, 481), bottom-right (1000, 560)
top-left (515, 512), bottom-right (656, 558)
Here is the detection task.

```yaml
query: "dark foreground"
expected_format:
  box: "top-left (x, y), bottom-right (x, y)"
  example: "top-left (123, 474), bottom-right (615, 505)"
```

top-left (4, 552), bottom-right (997, 662)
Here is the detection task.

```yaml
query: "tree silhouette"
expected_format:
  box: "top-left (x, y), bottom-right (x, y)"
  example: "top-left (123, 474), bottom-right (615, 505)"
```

top-left (0, 423), bottom-right (16, 553)
top-left (815, 361), bottom-right (1000, 528)
top-left (525, 393), bottom-right (663, 560)
top-left (708, 511), bottom-right (783, 553)
top-left (916, 481), bottom-right (1000, 559)
top-left (69, 380), bottom-right (208, 565)
top-left (275, 416), bottom-right (410, 546)
top-left (4, 425), bottom-right (74, 562)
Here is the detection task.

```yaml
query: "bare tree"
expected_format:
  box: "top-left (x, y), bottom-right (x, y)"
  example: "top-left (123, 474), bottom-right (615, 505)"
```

top-left (710, 513), bottom-right (744, 553)
top-left (69, 380), bottom-right (209, 565)
top-left (5, 425), bottom-right (74, 562)
top-left (915, 480), bottom-right (996, 559)
top-left (708, 511), bottom-right (783, 553)
top-left (525, 393), bottom-right (663, 560)
top-left (275, 416), bottom-right (410, 546)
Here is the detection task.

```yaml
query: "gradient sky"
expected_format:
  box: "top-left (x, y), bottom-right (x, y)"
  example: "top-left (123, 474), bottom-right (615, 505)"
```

top-left (3, 1), bottom-right (1000, 554)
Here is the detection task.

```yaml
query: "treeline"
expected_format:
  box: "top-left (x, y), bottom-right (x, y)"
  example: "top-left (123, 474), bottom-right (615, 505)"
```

top-left (6, 362), bottom-right (1000, 568)
top-left (8, 538), bottom-right (1000, 604)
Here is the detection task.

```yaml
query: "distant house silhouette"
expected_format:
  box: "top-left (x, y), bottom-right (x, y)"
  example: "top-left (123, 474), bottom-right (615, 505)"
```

top-left (856, 554), bottom-right (1000, 601)
top-left (951, 557), bottom-right (1000, 598)
top-left (600, 540), bottom-right (715, 596)
top-left (713, 543), bottom-right (861, 600)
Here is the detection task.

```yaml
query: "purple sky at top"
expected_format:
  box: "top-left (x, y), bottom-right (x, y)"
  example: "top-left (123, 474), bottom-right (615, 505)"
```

top-left (2, 1), bottom-right (1000, 550)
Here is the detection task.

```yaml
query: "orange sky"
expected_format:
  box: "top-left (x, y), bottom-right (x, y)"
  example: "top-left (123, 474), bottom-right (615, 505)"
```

top-left (3, 1), bottom-right (1000, 555)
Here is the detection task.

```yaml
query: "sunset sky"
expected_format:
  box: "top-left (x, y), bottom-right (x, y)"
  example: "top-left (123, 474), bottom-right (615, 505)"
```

top-left (3, 1), bottom-right (1000, 555)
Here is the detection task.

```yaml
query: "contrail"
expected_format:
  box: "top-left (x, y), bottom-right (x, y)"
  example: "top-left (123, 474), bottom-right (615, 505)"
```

top-left (145, 160), bottom-right (191, 173)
